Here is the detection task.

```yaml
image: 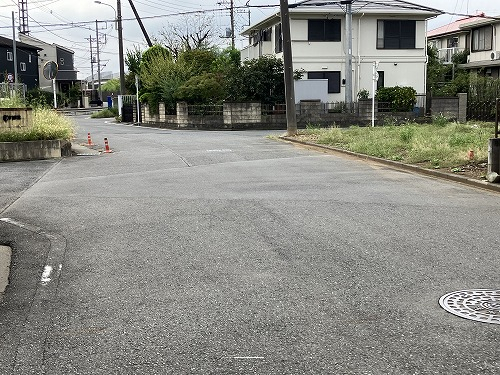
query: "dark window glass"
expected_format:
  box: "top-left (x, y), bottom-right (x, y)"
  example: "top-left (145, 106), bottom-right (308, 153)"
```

top-left (377, 20), bottom-right (415, 49)
top-left (275, 23), bottom-right (282, 53)
top-left (377, 71), bottom-right (384, 90)
top-left (308, 71), bottom-right (341, 93)
top-left (308, 19), bottom-right (341, 41)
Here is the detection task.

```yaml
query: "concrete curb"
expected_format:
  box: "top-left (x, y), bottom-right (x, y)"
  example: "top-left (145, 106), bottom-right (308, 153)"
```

top-left (280, 136), bottom-right (500, 194)
top-left (0, 245), bottom-right (11, 302)
top-left (71, 142), bottom-right (101, 156)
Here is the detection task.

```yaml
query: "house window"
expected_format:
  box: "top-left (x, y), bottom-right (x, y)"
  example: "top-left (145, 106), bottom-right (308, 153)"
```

top-left (262, 28), bottom-right (271, 42)
top-left (308, 71), bottom-right (341, 93)
top-left (275, 23), bottom-right (283, 53)
top-left (20, 62), bottom-right (26, 72)
top-left (377, 20), bottom-right (416, 49)
top-left (7, 51), bottom-right (13, 61)
top-left (308, 19), bottom-right (341, 41)
top-left (447, 37), bottom-right (459, 48)
top-left (471, 25), bottom-right (493, 52)
top-left (377, 71), bottom-right (385, 90)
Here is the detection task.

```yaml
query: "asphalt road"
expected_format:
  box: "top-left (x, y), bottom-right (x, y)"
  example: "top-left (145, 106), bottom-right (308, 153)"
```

top-left (0, 116), bottom-right (499, 374)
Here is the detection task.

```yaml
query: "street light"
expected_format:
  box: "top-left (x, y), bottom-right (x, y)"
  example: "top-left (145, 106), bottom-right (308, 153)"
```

top-left (94, 1), bottom-right (116, 29)
top-left (94, 0), bottom-right (125, 96)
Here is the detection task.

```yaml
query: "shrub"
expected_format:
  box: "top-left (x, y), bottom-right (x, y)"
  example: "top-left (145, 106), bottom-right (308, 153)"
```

top-left (375, 86), bottom-right (417, 112)
top-left (357, 89), bottom-right (369, 100)
top-left (0, 108), bottom-right (75, 142)
top-left (91, 107), bottom-right (119, 118)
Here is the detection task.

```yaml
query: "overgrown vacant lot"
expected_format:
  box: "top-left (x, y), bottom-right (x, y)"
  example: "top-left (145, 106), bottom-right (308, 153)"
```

top-left (293, 119), bottom-right (496, 179)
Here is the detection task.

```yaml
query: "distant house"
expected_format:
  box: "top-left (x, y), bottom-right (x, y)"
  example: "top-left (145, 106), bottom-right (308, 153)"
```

top-left (18, 34), bottom-right (79, 95)
top-left (0, 36), bottom-right (40, 90)
top-left (427, 13), bottom-right (500, 78)
top-left (241, 0), bottom-right (442, 103)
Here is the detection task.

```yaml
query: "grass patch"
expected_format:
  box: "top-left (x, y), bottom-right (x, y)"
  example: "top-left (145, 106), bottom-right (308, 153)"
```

top-left (297, 121), bottom-right (495, 169)
top-left (91, 107), bottom-right (118, 119)
top-left (0, 108), bottom-right (75, 142)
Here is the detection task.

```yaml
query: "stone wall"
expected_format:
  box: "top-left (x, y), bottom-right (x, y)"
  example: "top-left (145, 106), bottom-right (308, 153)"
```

top-left (0, 108), bottom-right (33, 130)
top-left (139, 101), bottom-right (427, 129)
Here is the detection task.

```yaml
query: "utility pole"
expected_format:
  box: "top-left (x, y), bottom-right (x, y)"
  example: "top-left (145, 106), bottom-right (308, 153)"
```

top-left (117, 0), bottom-right (125, 95)
top-left (88, 36), bottom-right (96, 99)
top-left (12, 12), bottom-right (18, 85)
top-left (127, 0), bottom-right (152, 47)
top-left (343, 0), bottom-right (353, 111)
top-left (18, 0), bottom-right (29, 35)
top-left (230, 0), bottom-right (235, 48)
top-left (279, 0), bottom-right (297, 135)
top-left (96, 20), bottom-right (102, 102)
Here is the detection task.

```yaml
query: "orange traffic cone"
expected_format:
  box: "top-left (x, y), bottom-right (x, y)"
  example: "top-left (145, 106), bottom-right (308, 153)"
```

top-left (87, 132), bottom-right (94, 146)
top-left (104, 138), bottom-right (112, 153)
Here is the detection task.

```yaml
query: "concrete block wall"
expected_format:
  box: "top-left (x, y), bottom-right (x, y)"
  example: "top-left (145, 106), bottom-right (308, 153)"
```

top-left (0, 108), bottom-right (33, 130)
top-left (0, 140), bottom-right (61, 162)
top-left (430, 97), bottom-right (459, 120)
top-left (223, 102), bottom-right (261, 124)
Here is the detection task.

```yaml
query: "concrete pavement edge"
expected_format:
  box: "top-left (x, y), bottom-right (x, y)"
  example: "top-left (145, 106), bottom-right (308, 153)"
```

top-left (280, 136), bottom-right (500, 194)
top-left (0, 245), bottom-right (11, 302)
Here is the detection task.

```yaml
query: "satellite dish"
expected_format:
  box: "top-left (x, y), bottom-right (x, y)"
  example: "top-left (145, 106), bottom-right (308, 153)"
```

top-left (43, 61), bottom-right (58, 80)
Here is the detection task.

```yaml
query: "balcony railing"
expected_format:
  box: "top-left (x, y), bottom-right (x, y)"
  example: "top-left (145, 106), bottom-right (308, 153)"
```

top-left (438, 47), bottom-right (464, 64)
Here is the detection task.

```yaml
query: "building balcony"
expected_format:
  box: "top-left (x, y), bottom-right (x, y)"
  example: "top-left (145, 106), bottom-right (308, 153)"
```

top-left (438, 47), bottom-right (465, 64)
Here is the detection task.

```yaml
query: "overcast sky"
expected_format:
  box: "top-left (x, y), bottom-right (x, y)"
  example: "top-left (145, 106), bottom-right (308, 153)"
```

top-left (0, 0), bottom-right (499, 80)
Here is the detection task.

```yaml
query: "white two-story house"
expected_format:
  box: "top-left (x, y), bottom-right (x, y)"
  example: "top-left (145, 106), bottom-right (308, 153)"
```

top-left (241, 0), bottom-right (441, 103)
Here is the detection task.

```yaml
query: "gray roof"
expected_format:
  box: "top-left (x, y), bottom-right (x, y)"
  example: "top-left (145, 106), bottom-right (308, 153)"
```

top-left (0, 35), bottom-right (41, 51)
top-left (243, 0), bottom-right (442, 34)
top-left (291, 0), bottom-right (442, 14)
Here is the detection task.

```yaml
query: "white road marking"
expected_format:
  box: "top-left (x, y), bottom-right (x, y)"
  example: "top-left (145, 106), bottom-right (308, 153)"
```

top-left (41, 265), bottom-right (53, 285)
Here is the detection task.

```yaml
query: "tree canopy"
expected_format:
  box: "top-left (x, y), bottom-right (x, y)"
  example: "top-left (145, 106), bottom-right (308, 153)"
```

top-left (127, 44), bottom-right (299, 110)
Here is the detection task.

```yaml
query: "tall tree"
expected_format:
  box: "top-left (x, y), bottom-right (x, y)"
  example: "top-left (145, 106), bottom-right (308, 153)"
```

top-left (157, 14), bottom-right (219, 58)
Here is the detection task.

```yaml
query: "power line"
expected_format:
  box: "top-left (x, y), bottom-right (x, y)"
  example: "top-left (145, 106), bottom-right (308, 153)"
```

top-left (0, 4), bottom-right (280, 30)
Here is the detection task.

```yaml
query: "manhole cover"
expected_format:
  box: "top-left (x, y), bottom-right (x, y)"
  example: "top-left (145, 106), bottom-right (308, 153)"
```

top-left (439, 289), bottom-right (500, 324)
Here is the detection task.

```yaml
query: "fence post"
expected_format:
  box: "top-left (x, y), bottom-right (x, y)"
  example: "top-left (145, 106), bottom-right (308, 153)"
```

top-left (159, 102), bottom-right (165, 123)
top-left (457, 93), bottom-right (467, 123)
top-left (177, 102), bottom-right (189, 128)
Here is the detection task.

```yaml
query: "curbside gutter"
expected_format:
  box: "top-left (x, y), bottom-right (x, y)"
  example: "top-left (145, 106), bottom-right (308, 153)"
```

top-left (280, 136), bottom-right (500, 194)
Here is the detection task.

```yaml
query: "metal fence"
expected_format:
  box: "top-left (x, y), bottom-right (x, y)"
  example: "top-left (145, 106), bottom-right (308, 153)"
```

top-left (467, 99), bottom-right (497, 121)
top-left (0, 83), bottom-right (27, 99)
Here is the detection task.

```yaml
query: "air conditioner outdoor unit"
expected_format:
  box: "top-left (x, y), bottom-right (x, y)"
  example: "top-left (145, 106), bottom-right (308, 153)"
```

top-left (490, 51), bottom-right (500, 60)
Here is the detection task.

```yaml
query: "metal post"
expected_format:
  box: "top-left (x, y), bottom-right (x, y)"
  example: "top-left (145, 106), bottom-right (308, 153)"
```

top-left (52, 78), bottom-right (57, 108)
top-left (279, 0), bottom-right (297, 135)
top-left (495, 98), bottom-right (499, 139)
top-left (117, 0), bottom-right (126, 95)
top-left (371, 61), bottom-right (379, 127)
top-left (96, 21), bottom-right (102, 102)
top-left (343, 0), bottom-right (353, 111)
top-left (12, 12), bottom-right (18, 86)
top-left (135, 74), bottom-right (140, 124)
